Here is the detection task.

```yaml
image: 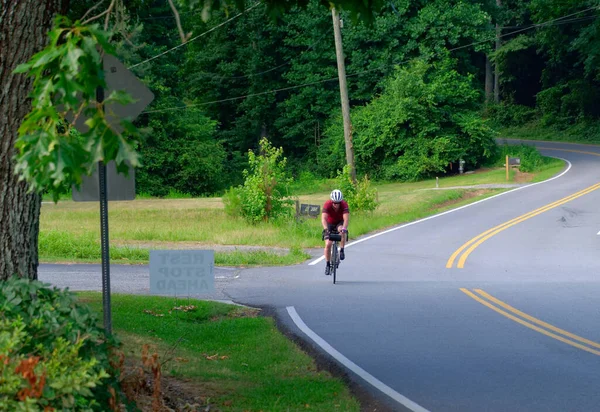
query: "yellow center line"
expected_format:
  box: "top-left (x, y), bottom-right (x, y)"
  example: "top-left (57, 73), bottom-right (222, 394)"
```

top-left (460, 288), bottom-right (600, 356)
top-left (473, 289), bottom-right (600, 349)
top-left (456, 183), bottom-right (600, 268)
top-left (446, 182), bottom-right (600, 268)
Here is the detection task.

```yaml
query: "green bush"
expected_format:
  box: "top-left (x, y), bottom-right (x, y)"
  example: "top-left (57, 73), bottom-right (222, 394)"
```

top-left (486, 102), bottom-right (538, 127)
top-left (0, 278), bottom-right (122, 410)
top-left (226, 138), bottom-right (294, 223)
top-left (336, 165), bottom-right (379, 212)
top-left (536, 80), bottom-right (600, 127)
top-left (321, 57), bottom-right (497, 181)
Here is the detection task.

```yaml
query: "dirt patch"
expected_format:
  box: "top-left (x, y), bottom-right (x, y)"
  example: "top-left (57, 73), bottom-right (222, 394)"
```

top-left (514, 170), bottom-right (534, 183)
top-left (430, 189), bottom-right (492, 211)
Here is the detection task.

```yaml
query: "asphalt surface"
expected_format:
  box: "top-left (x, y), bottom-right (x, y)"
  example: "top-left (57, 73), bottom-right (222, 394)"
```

top-left (39, 139), bottom-right (600, 411)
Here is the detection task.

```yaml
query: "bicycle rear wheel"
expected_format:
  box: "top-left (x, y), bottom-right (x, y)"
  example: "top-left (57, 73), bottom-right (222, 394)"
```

top-left (331, 243), bottom-right (337, 284)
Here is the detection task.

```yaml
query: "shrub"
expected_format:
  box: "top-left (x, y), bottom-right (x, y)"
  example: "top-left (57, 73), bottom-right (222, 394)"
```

top-left (336, 165), bottom-right (379, 212)
top-left (486, 102), bottom-right (538, 127)
top-left (0, 278), bottom-right (122, 410)
top-left (227, 138), bottom-right (294, 223)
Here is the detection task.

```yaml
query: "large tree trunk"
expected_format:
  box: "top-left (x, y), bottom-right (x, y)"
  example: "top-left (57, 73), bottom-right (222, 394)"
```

top-left (0, 0), bottom-right (68, 280)
top-left (485, 56), bottom-right (493, 105)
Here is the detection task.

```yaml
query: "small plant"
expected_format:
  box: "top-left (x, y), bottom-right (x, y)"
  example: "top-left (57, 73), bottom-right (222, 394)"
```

top-left (336, 165), bottom-right (379, 212)
top-left (222, 186), bottom-right (243, 218)
top-left (226, 138), bottom-right (294, 223)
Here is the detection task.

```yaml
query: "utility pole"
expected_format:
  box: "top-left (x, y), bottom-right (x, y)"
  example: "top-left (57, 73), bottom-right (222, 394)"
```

top-left (494, 0), bottom-right (502, 103)
top-left (331, 8), bottom-right (357, 183)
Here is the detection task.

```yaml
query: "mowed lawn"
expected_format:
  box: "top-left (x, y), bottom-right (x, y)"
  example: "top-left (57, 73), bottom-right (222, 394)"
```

top-left (40, 161), bottom-right (565, 266)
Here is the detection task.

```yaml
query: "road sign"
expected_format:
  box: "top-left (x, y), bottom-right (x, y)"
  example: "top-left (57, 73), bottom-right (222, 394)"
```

top-left (102, 54), bottom-right (155, 133)
top-left (150, 250), bottom-right (215, 296)
top-left (72, 161), bottom-right (135, 201)
top-left (72, 55), bottom-right (154, 202)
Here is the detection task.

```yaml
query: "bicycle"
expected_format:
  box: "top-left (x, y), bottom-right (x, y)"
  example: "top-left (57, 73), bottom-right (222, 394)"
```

top-left (324, 229), bottom-right (347, 284)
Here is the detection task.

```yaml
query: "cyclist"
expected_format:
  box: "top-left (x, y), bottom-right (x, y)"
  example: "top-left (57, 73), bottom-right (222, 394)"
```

top-left (322, 189), bottom-right (349, 276)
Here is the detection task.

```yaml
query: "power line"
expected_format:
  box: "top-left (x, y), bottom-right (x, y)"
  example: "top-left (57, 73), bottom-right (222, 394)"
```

top-left (143, 5), bottom-right (600, 114)
top-left (128, 2), bottom-right (261, 70)
top-left (502, 14), bottom-right (598, 29)
top-left (194, 32), bottom-right (330, 81)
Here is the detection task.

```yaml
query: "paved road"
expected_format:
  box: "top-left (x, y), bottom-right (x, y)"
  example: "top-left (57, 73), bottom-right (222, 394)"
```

top-left (39, 139), bottom-right (600, 411)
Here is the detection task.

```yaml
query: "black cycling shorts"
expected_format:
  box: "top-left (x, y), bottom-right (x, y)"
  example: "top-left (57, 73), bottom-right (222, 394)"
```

top-left (327, 222), bottom-right (344, 232)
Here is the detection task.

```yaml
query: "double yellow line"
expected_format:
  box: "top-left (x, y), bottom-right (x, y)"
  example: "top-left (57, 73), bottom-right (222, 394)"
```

top-left (461, 288), bottom-right (600, 356)
top-left (446, 182), bottom-right (600, 268)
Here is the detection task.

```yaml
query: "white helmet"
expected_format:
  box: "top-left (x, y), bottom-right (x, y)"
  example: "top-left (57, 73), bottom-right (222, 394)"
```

top-left (330, 189), bottom-right (343, 202)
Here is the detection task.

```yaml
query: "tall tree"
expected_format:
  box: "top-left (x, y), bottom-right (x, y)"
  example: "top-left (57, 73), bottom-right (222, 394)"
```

top-left (0, 0), bottom-right (69, 280)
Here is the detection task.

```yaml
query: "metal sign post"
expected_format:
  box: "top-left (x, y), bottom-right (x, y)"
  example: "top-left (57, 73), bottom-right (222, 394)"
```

top-left (96, 85), bottom-right (113, 335)
top-left (71, 56), bottom-right (154, 336)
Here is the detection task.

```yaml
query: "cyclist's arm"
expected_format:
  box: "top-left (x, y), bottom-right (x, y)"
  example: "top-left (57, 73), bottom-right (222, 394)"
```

top-left (342, 212), bottom-right (349, 231)
top-left (321, 212), bottom-right (329, 230)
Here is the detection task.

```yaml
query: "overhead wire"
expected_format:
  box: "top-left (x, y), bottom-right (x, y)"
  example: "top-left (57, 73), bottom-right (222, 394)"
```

top-left (128, 2), bottom-right (261, 70)
top-left (143, 5), bottom-right (600, 114)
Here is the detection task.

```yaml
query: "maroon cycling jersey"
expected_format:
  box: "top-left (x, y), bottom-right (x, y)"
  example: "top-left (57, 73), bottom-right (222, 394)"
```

top-left (322, 200), bottom-right (350, 224)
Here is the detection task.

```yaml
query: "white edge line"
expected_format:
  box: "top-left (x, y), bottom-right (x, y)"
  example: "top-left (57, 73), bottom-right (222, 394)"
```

top-left (286, 306), bottom-right (430, 412)
top-left (309, 157), bottom-right (572, 265)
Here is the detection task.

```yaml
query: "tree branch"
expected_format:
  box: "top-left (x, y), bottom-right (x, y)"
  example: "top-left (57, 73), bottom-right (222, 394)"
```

top-left (104, 0), bottom-right (116, 31)
top-left (168, 0), bottom-right (192, 43)
top-left (80, 0), bottom-right (116, 27)
top-left (81, 0), bottom-right (106, 21)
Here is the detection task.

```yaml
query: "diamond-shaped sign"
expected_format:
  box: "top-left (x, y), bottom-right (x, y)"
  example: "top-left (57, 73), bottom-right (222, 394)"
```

top-left (102, 54), bottom-right (154, 133)
top-left (72, 55), bottom-right (154, 201)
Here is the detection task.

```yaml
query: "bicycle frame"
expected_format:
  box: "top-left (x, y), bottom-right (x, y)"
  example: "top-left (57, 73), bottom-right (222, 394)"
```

top-left (328, 232), bottom-right (342, 284)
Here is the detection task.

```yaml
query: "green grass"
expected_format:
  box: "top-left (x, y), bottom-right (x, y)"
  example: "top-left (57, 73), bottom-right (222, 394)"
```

top-left (39, 231), bottom-right (310, 266)
top-left (40, 162), bottom-right (565, 266)
top-left (78, 292), bottom-right (359, 411)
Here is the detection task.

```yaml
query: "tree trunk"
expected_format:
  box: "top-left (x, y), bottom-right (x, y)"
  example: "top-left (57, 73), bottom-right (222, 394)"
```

top-left (0, 0), bottom-right (68, 280)
top-left (485, 56), bottom-right (493, 104)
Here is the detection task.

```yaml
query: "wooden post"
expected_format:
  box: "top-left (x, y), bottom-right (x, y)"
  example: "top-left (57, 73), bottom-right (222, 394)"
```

top-left (506, 155), bottom-right (509, 181)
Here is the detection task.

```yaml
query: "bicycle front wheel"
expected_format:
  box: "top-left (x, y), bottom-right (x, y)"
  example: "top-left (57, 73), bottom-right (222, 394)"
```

top-left (331, 243), bottom-right (337, 284)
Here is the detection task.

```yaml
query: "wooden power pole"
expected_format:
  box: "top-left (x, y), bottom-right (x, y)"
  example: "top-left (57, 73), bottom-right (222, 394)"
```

top-left (331, 8), bottom-right (357, 183)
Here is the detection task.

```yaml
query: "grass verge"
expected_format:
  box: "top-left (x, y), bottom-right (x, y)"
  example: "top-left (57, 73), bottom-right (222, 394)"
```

top-left (40, 161), bottom-right (565, 266)
top-left (79, 292), bottom-right (360, 411)
top-left (497, 120), bottom-right (600, 145)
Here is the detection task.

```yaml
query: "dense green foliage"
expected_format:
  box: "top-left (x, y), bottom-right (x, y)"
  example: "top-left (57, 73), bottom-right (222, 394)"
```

top-left (55, 0), bottom-right (600, 197)
top-left (322, 58), bottom-right (498, 180)
top-left (492, 0), bottom-right (600, 129)
top-left (0, 278), bottom-right (122, 410)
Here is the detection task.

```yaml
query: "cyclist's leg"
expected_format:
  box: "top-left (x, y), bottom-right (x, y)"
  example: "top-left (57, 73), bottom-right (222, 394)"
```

top-left (336, 223), bottom-right (346, 249)
top-left (324, 223), bottom-right (336, 275)
top-left (324, 238), bottom-right (331, 262)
